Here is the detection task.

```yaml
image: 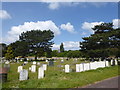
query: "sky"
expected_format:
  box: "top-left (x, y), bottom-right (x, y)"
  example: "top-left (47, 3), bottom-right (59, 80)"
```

top-left (0, 2), bottom-right (119, 50)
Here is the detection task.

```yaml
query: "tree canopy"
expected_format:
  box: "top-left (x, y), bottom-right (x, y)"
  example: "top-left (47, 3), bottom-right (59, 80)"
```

top-left (10, 30), bottom-right (54, 59)
top-left (80, 23), bottom-right (120, 59)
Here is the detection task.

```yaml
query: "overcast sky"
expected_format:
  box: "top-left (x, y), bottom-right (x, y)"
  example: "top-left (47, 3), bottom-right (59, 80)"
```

top-left (1, 2), bottom-right (119, 50)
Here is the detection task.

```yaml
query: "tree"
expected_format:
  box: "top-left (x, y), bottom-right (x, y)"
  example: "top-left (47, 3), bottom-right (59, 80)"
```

top-left (5, 46), bottom-right (14, 60)
top-left (60, 43), bottom-right (64, 52)
top-left (0, 43), bottom-right (7, 57)
top-left (80, 23), bottom-right (120, 59)
top-left (10, 41), bottom-right (29, 57)
top-left (19, 30), bottom-right (54, 60)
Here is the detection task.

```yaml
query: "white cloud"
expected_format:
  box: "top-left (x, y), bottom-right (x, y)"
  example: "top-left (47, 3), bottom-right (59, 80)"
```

top-left (1, 0), bottom-right (120, 2)
top-left (112, 19), bottom-right (120, 29)
top-left (48, 2), bottom-right (60, 10)
top-left (46, 2), bottom-right (80, 10)
top-left (81, 21), bottom-right (104, 33)
top-left (0, 10), bottom-right (11, 19)
top-left (3, 20), bottom-right (61, 44)
top-left (60, 22), bottom-right (76, 33)
top-left (52, 41), bottom-right (80, 50)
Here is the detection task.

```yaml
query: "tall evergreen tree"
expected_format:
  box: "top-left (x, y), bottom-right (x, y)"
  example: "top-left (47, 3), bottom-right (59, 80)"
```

top-left (19, 30), bottom-right (54, 60)
top-left (5, 46), bottom-right (14, 60)
top-left (60, 43), bottom-right (64, 52)
top-left (80, 23), bottom-right (120, 59)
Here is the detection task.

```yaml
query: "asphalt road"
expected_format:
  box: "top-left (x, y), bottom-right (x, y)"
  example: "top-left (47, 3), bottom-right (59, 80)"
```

top-left (81, 76), bottom-right (119, 88)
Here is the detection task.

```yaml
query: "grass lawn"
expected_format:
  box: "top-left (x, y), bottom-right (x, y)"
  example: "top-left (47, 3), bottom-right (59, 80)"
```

top-left (2, 59), bottom-right (119, 88)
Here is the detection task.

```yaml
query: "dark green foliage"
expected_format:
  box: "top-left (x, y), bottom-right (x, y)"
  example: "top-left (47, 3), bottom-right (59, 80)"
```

top-left (60, 43), bottom-right (64, 52)
top-left (10, 41), bottom-right (29, 57)
top-left (19, 30), bottom-right (54, 59)
top-left (0, 43), bottom-right (7, 57)
top-left (5, 46), bottom-right (14, 60)
top-left (80, 23), bottom-right (120, 58)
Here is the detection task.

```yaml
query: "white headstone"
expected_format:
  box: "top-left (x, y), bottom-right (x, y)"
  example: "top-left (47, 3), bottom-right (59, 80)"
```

top-left (33, 61), bottom-right (36, 65)
top-left (46, 60), bottom-right (48, 62)
top-left (80, 64), bottom-right (84, 72)
top-left (61, 60), bottom-right (64, 63)
top-left (111, 60), bottom-right (113, 66)
top-left (37, 62), bottom-right (40, 65)
top-left (29, 67), bottom-right (31, 71)
top-left (84, 63), bottom-right (90, 71)
top-left (105, 61), bottom-right (109, 67)
top-left (18, 66), bottom-right (23, 73)
top-left (115, 59), bottom-right (118, 65)
top-left (98, 61), bottom-right (105, 68)
top-left (65, 64), bottom-right (70, 73)
top-left (76, 64), bottom-right (80, 72)
top-left (19, 69), bottom-right (28, 81)
top-left (5, 61), bottom-right (9, 64)
top-left (31, 65), bottom-right (36, 72)
top-left (38, 67), bottom-right (44, 79)
top-left (24, 61), bottom-right (28, 64)
top-left (90, 62), bottom-right (98, 70)
top-left (42, 64), bottom-right (47, 71)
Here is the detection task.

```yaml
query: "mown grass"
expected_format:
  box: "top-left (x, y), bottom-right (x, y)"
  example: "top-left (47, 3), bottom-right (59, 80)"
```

top-left (2, 59), bottom-right (119, 88)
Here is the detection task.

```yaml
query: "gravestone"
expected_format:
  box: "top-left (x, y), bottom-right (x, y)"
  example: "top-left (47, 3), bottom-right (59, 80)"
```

top-left (115, 59), bottom-right (118, 65)
top-left (18, 66), bottom-right (23, 73)
top-left (19, 69), bottom-right (28, 81)
top-left (5, 61), bottom-right (9, 64)
top-left (76, 64), bottom-right (80, 72)
top-left (24, 61), bottom-right (28, 64)
top-left (31, 65), bottom-right (36, 72)
top-left (29, 67), bottom-right (31, 71)
top-left (98, 61), bottom-right (105, 68)
top-left (37, 62), bottom-right (40, 65)
top-left (46, 60), bottom-right (48, 62)
top-left (49, 60), bottom-right (54, 66)
top-left (61, 60), bottom-right (64, 63)
top-left (90, 62), bottom-right (97, 70)
top-left (65, 64), bottom-right (70, 73)
top-left (33, 61), bottom-right (36, 65)
top-left (38, 67), bottom-right (44, 79)
top-left (105, 61), bottom-right (109, 67)
top-left (83, 63), bottom-right (90, 71)
top-left (42, 64), bottom-right (47, 71)
top-left (4, 64), bottom-right (10, 72)
top-left (79, 64), bottom-right (84, 72)
top-left (111, 60), bottom-right (114, 66)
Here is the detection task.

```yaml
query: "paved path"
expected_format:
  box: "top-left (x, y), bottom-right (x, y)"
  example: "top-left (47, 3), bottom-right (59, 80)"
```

top-left (81, 76), bottom-right (119, 88)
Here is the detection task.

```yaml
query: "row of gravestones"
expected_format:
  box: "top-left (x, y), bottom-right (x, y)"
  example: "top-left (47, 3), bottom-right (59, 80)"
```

top-left (18, 64), bottom-right (47, 81)
top-left (65, 60), bottom-right (118, 73)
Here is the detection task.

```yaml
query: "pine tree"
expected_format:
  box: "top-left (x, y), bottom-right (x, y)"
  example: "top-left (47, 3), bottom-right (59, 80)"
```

top-left (5, 46), bottom-right (14, 60)
top-left (60, 43), bottom-right (64, 52)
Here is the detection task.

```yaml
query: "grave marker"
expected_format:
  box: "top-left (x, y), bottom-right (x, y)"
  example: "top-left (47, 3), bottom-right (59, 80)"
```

top-left (76, 64), bottom-right (80, 72)
top-left (43, 64), bottom-right (47, 71)
top-left (18, 66), bottom-right (23, 73)
top-left (31, 65), bottom-right (36, 72)
top-left (19, 69), bottom-right (28, 81)
top-left (38, 67), bottom-right (44, 79)
top-left (65, 64), bottom-right (70, 73)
